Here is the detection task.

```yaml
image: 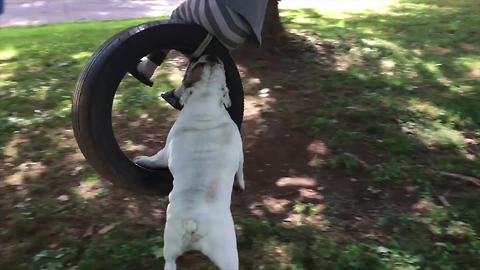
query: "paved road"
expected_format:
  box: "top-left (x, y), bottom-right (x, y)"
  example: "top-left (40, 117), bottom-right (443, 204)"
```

top-left (0, 0), bottom-right (327, 27)
top-left (0, 0), bottom-right (183, 27)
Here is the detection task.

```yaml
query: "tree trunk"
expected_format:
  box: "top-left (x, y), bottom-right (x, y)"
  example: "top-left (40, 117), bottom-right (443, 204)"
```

top-left (262, 0), bottom-right (285, 47)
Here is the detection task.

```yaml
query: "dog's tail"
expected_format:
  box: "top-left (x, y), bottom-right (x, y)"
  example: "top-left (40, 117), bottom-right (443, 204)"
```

top-left (183, 219), bottom-right (198, 233)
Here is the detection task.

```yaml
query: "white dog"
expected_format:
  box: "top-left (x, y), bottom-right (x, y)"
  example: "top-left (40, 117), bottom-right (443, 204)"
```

top-left (134, 55), bottom-right (244, 270)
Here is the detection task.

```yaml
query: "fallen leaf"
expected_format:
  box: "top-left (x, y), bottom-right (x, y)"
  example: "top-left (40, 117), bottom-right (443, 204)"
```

top-left (57, 195), bottom-right (69, 202)
top-left (83, 225), bottom-right (94, 238)
top-left (98, 224), bottom-right (116, 235)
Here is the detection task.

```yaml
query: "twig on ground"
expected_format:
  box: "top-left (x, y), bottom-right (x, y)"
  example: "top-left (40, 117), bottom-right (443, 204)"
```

top-left (344, 153), bottom-right (370, 169)
top-left (438, 171), bottom-right (480, 187)
top-left (437, 195), bottom-right (451, 207)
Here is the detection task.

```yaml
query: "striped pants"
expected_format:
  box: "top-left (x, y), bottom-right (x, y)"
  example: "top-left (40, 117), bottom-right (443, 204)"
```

top-left (148, 0), bottom-right (252, 64)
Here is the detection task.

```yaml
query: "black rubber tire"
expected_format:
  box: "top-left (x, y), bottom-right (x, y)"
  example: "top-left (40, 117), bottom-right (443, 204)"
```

top-left (72, 22), bottom-right (244, 195)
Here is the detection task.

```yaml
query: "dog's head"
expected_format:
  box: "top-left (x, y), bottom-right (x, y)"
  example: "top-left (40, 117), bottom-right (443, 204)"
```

top-left (176, 55), bottom-right (231, 108)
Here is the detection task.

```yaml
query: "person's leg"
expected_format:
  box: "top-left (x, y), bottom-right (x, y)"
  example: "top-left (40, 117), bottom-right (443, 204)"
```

top-left (131, 0), bottom-right (252, 107)
top-left (128, 1), bottom-right (190, 87)
top-left (129, 49), bottom-right (168, 87)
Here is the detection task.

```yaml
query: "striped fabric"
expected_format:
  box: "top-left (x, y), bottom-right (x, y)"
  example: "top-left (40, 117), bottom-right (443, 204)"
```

top-left (216, 0), bottom-right (268, 46)
top-left (170, 0), bottom-right (252, 50)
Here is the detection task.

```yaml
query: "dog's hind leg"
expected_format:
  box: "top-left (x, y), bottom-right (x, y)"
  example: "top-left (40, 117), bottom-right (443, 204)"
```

top-left (163, 220), bottom-right (183, 270)
top-left (163, 240), bottom-right (181, 270)
top-left (207, 247), bottom-right (238, 270)
top-left (164, 260), bottom-right (177, 270)
top-left (200, 217), bottom-right (239, 270)
top-left (134, 147), bottom-right (169, 169)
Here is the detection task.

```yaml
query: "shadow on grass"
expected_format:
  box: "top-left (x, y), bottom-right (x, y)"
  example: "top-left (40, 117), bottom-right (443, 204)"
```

top-left (229, 0), bottom-right (480, 268)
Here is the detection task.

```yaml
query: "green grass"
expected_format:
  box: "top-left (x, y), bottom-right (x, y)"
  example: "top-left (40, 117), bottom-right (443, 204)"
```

top-left (283, 0), bottom-right (480, 182)
top-left (0, 18), bottom-right (176, 155)
top-left (8, 215), bottom-right (479, 269)
top-left (296, 0), bottom-right (480, 267)
top-left (1, 0), bottom-right (480, 269)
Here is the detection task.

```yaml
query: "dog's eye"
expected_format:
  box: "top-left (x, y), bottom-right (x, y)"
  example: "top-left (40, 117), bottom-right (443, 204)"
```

top-left (183, 62), bottom-right (206, 88)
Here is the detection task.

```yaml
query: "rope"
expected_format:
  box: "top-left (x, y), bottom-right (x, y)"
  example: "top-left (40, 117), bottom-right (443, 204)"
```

top-left (191, 33), bottom-right (213, 59)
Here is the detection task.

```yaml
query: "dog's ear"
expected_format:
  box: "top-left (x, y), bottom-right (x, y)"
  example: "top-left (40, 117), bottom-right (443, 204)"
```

top-left (183, 62), bottom-right (206, 88)
top-left (221, 84), bottom-right (231, 108)
top-left (179, 61), bottom-right (207, 106)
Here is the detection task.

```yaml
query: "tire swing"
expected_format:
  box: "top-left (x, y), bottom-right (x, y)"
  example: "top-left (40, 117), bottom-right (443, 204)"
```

top-left (72, 21), bottom-right (244, 195)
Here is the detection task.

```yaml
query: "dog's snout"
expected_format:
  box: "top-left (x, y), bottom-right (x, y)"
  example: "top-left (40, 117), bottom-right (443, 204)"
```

top-left (195, 55), bottom-right (221, 67)
top-left (205, 55), bottom-right (219, 65)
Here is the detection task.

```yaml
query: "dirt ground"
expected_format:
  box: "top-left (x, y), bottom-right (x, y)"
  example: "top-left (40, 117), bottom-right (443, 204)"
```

top-left (2, 7), bottom-right (479, 266)
top-left (113, 38), bottom-right (418, 238)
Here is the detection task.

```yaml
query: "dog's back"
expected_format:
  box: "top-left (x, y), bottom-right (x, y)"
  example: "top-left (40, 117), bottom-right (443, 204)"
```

top-left (169, 116), bottom-right (240, 200)
top-left (161, 55), bottom-right (242, 270)
top-left (163, 116), bottom-right (240, 269)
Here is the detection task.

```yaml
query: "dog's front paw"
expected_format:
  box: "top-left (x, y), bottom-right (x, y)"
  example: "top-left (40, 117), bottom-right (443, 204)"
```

top-left (233, 181), bottom-right (245, 192)
top-left (234, 172), bottom-right (245, 192)
top-left (134, 156), bottom-right (159, 169)
top-left (239, 182), bottom-right (245, 192)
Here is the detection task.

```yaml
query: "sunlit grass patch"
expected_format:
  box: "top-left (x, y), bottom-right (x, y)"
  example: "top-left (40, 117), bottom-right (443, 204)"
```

top-left (71, 175), bottom-right (108, 200)
top-left (71, 51), bottom-right (93, 60)
top-left (281, 0), bottom-right (398, 19)
top-left (413, 122), bottom-right (465, 149)
top-left (455, 57), bottom-right (480, 80)
top-left (405, 99), bottom-right (467, 149)
top-left (407, 99), bottom-right (445, 120)
top-left (0, 47), bottom-right (17, 61)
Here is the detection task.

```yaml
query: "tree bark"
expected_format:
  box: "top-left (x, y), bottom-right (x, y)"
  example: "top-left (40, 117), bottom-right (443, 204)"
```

top-left (262, 0), bottom-right (285, 47)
